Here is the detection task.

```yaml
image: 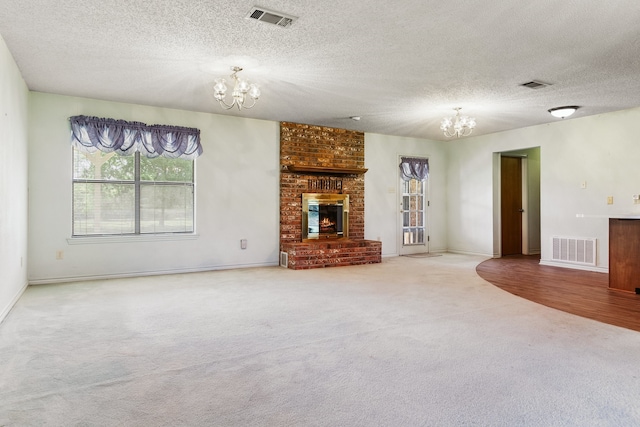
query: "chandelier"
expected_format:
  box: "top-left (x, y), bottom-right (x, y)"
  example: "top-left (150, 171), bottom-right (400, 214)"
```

top-left (213, 66), bottom-right (261, 110)
top-left (440, 108), bottom-right (476, 138)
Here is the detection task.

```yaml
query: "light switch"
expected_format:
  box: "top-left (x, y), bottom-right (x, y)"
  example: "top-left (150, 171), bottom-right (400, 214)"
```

top-left (607, 196), bottom-right (614, 205)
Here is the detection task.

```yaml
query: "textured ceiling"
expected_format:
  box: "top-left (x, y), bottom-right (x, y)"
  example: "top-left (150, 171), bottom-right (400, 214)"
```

top-left (1, 1), bottom-right (640, 141)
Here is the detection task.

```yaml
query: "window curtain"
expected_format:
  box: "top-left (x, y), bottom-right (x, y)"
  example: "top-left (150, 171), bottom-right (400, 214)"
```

top-left (399, 157), bottom-right (429, 181)
top-left (69, 115), bottom-right (203, 159)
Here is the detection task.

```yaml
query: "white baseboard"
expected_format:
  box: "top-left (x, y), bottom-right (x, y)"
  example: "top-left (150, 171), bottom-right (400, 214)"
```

top-left (0, 281), bottom-right (28, 324)
top-left (539, 259), bottom-right (608, 274)
top-left (447, 249), bottom-right (494, 258)
top-left (28, 261), bottom-right (280, 285)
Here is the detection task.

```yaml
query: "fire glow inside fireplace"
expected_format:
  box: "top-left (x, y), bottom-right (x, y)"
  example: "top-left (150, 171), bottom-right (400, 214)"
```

top-left (302, 193), bottom-right (349, 241)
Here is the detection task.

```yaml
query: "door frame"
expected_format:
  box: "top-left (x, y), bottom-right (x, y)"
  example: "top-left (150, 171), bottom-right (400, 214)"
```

top-left (398, 155), bottom-right (430, 255)
top-left (493, 150), bottom-right (539, 257)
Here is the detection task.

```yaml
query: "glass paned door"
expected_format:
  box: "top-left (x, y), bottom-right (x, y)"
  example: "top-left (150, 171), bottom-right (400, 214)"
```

top-left (399, 177), bottom-right (428, 254)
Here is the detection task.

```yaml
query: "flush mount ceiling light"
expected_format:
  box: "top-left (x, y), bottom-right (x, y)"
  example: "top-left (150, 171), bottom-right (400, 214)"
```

top-left (440, 108), bottom-right (476, 138)
top-left (213, 66), bottom-right (261, 110)
top-left (548, 106), bottom-right (579, 119)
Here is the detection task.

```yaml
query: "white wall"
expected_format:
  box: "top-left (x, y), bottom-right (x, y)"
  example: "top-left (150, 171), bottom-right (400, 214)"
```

top-left (365, 133), bottom-right (447, 256)
top-left (0, 35), bottom-right (29, 321)
top-left (446, 107), bottom-right (640, 271)
top-left (28, 93), bottom-right (281, 283)
top-left (22, 82), bottom-right (640, 282)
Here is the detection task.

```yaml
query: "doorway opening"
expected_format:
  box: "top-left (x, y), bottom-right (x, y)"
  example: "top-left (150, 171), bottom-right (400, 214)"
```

top-left (495, 148), bottom-right (541, 257)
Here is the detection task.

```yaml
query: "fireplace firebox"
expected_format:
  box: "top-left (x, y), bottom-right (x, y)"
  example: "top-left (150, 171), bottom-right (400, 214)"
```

top-left (302, 193), bottom-right (349, 241)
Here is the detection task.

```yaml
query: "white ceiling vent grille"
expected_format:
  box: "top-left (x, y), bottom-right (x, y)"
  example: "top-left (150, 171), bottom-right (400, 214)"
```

top-left (520, 80), bottom-right (551, 89)
top-left (246, 7), bottom-right (297, 28)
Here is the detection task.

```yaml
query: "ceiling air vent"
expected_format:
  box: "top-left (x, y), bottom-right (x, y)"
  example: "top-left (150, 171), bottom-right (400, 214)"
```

top-left (246, 6), bottom-right (297, 28)
top-left (520, 80), bottom-right (551, 89)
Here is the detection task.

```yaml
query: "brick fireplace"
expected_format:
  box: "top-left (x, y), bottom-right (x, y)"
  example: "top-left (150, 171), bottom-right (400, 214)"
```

top-left (279, 122), bottom-right (381, 269)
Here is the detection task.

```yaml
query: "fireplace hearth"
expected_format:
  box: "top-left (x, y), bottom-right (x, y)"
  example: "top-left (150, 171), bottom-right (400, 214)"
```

top-left (302, 193), bottom-right (349, 241)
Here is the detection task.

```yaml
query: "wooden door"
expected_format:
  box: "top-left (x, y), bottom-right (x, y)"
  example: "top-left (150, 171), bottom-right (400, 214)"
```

top-left (501, 156), bottom-right (522, 255)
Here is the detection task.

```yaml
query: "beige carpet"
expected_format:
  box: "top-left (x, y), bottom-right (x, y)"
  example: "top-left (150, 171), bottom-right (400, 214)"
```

top-left (1, 254), bottom-right (639, 426)
top-left (401, 253), bottom-right (443, 258)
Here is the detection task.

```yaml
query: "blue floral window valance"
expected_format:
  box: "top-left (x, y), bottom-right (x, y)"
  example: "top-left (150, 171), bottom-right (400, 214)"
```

top-left (399, 157), bottom-right (429, 181)
top-left (69, 115), bottom-right (203, 159)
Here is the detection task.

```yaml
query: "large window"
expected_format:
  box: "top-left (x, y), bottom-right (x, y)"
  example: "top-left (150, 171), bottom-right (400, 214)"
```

top-left (69, 115), bottom-right (202, 237)
top-left (73, 149), bottom-right (194, 236)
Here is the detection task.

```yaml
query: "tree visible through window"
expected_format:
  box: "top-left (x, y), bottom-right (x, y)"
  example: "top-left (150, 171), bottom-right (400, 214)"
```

top-left (73, 149), bottom-right (194, 236)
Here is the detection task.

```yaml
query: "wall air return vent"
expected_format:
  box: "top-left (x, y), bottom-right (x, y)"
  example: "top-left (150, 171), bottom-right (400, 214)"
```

top-left (520, 80), bottom-right (551, 89)
top-left (551, 236), bottom-right (596, 266)
top-left (246, 7), bottom-right (297, 28)
top-left (280, 251), bottom-right (289, 268)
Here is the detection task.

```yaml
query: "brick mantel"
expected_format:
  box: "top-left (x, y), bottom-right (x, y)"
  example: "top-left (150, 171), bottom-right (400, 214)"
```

top-left (279, 122), bottom-right (381, 269)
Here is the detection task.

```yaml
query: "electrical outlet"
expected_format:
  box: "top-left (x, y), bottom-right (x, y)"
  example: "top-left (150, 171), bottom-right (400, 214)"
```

top-left (634, 195), bottom-right (640, 204)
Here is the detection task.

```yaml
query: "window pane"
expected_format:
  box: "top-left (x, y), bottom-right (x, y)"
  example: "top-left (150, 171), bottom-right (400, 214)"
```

top-left (402, 228), bottom-right (425, 245)
top-left (73, 182), bottom-right (135, 235)
top-left (73, 150), bottom-right (134, 181)
top-left (140, 184), bottom-right (194, 233)
top-left (140, 156), bottom-right (193, 182)
top-left (72, 149), bottom-right (195, 237)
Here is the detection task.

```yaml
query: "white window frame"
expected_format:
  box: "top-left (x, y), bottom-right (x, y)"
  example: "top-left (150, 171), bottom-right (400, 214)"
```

top-left (72, 149), bottom-right (196, 237)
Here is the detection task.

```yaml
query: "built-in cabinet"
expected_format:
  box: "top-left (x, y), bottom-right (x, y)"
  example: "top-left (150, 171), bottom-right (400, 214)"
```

top-left (609, 218), bottom-right (640, 293)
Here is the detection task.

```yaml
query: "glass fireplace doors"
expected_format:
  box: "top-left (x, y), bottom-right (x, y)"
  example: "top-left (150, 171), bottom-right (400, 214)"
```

top-left (302, 193), bottom-right (349, 241)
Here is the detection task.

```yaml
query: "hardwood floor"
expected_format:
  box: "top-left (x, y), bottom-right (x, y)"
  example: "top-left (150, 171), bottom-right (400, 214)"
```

top-left (476, 255), bottom-right (640, 332)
